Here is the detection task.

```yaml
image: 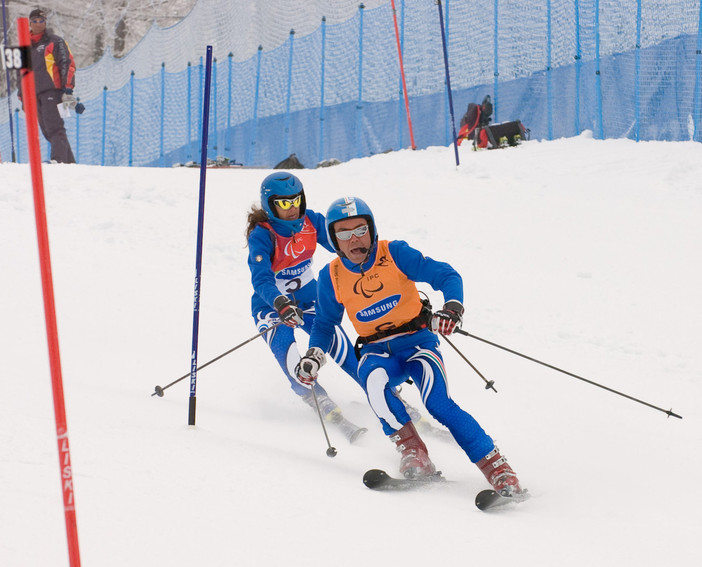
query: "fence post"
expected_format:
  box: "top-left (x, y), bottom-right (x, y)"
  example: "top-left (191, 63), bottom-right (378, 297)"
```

top-left (695, 0), bottom-right (702, 142)
top-left (356, 3), bottom-right (365, 159)
top-left (547, 0), bottom-right (553, 140)
top-left (574, 0), bottom-right (581, 135)
top-left (319, 16), bottom-right (327, 164)
top-left (160, 62), bottom-right (165, 166)
top-left (226, 53), bottom-right (233, 153)
top-left (247, 45), bottom-right (263, 166)
top-left (75, 97), bottom-right (80, 163)
top-left (129, 71), bottom-right (134, 166)
top-left (284, 29), bottom-right (295, 160)
top-left (14, 108), bottom-right (20, 161)
top-left (212, 57), bottom-right (218, 155)
top-left (101, 86), bottom-right (107, 166)
top-left (634, 0), bottom-right (642, 141)
top-left (493, 0), bottom-right (499, 120)
top-left (187, 62), bottom-right (192, 160)
top-left (595, 0), bottom-right (604, 139)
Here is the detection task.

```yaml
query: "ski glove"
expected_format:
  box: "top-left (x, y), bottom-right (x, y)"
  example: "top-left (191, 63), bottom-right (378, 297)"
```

top-left (295, 347), bottom-right (326, 387)
top-left (273, 295), bottom-right (304, 328)
top-left (61, 92), bottom-right (77, 110)
top-left (431, 300), bottom-right (464, 336)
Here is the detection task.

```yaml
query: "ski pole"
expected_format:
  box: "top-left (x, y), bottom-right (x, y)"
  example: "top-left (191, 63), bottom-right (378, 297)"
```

top-left (455, 329), bottom-right (682, 419)
top-left (152, 321), bottom-right (283, 397)
top-left (310, 385), bottom-right (338, 458)
top-left (442, 334), bottom-right (497, 392)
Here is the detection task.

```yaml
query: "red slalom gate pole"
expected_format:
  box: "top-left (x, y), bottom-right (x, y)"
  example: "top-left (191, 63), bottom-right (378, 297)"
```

top-left (390, 0), bottom-right (416, 149)
top-left (17, 18), bottom-right (81, 566)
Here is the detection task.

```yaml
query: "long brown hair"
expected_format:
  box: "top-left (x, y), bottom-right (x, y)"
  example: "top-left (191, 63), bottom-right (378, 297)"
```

top-left (245, 205), bottom-right (269, 243)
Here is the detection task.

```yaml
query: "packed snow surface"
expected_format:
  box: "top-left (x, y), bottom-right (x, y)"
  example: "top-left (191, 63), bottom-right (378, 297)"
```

top-left (1, 133), bottom-right (700, 566)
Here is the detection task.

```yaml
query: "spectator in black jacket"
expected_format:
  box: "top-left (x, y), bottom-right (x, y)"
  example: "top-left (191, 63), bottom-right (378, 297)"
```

top-left (18, 9), bottom-right (77, 163)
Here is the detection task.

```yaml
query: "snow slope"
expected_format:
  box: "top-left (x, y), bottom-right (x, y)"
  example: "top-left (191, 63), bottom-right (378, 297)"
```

top-left (1, 133), bottom-right (700, 566)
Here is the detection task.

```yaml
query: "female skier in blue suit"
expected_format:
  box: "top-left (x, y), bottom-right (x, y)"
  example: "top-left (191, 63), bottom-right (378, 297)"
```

top-left (245, 172), bottom-right (366, 442)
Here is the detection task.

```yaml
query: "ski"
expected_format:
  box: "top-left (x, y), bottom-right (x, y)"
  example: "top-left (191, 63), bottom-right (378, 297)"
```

top-left (475, 488), bottom-right (530, 511)
top-left (363, 469), bottom-right (530, 511)
top-left (363, 469), bottom-right (446, 491)
top-left (363, 469), bottom-right (530, 510)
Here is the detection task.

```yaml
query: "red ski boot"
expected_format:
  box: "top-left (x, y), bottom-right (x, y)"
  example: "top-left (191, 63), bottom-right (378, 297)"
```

top-left (390, 422), bottom-right (436, 479)
top-left (477, 447), bottom-right (524, 496)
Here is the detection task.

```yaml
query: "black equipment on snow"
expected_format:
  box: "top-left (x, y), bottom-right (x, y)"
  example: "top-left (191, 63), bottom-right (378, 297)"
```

top-left (478, 120), bottom-right (529, 149)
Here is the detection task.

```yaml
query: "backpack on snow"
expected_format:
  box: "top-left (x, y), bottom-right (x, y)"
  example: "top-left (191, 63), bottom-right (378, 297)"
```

top-left (477, 120), bottom-right (529, 149)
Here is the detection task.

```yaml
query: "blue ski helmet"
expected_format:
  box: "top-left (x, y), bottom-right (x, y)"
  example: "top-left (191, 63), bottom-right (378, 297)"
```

top-left (325, 196), bottom-right (376, 253)
top-left (260, 172), bottom-right (307, 234)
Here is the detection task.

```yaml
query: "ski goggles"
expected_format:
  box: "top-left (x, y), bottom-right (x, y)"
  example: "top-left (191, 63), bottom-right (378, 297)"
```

top-left (335, 224), bottom-right (369, 241)
top-left (273, 194), bottom-right (302, 210)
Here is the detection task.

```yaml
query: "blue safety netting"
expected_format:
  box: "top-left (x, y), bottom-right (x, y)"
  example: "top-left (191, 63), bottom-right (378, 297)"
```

top-left (1, 0), bottom-right (701, 167)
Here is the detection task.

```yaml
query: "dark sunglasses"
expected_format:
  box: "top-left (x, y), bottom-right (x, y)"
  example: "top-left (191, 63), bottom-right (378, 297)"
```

top-left (31, 18), bottom-right (46, 24)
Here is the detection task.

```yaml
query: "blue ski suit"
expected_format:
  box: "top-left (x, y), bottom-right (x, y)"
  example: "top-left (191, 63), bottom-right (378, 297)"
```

top-left (309, 239), bottom-right (495, 463)
top-left (247, 209), bottom-right (361, 397)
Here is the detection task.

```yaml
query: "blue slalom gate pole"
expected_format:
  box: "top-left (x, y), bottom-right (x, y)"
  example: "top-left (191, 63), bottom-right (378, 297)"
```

top-left (188, 45), bottom-right (213, 426)
top-left (436, 0), bottom-right (460, 166)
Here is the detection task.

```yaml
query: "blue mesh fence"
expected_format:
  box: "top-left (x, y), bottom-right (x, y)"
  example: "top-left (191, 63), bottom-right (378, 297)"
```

top-left (1, 0), bottom-right (701, 167)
